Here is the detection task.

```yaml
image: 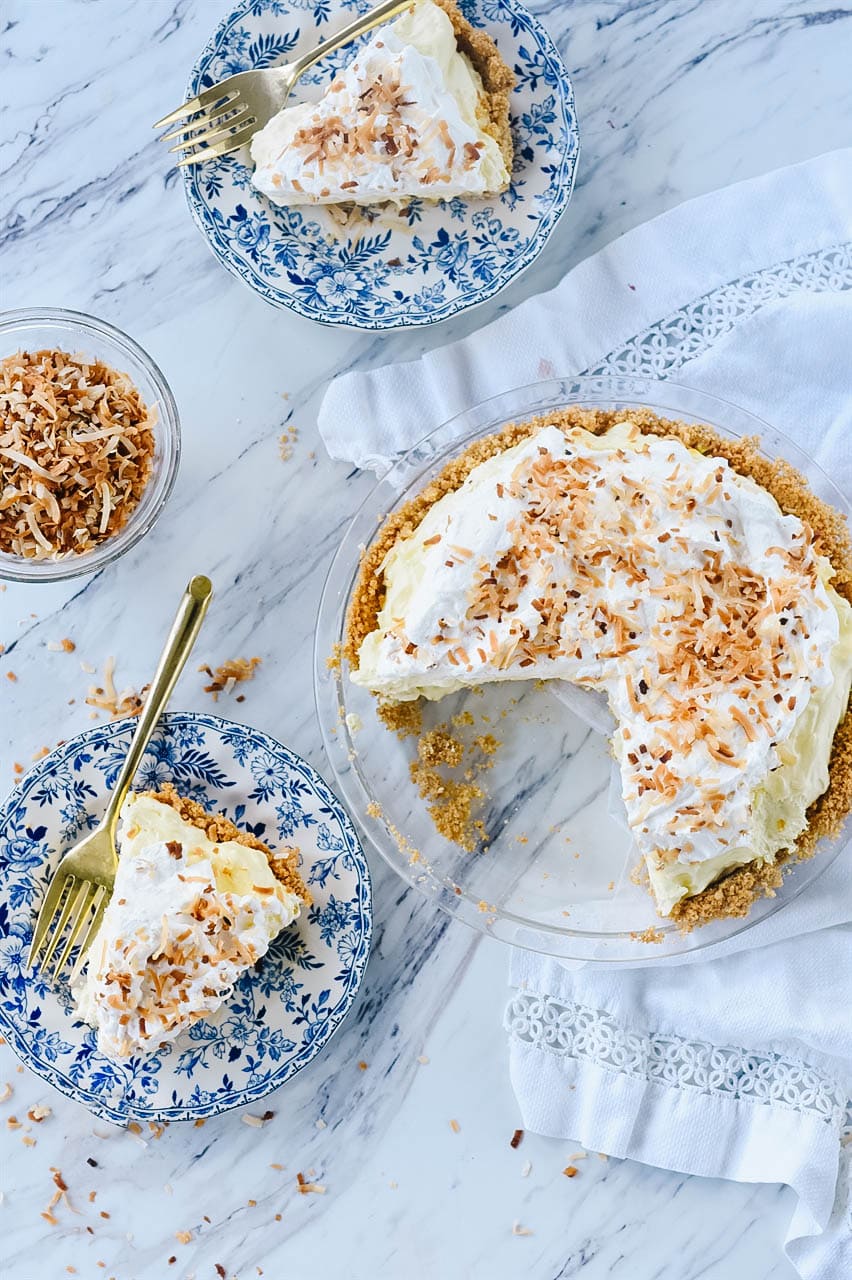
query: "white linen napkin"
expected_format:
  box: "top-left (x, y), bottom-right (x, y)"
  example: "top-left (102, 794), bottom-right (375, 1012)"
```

top-left (318, 148), bottom-right (852, 1280)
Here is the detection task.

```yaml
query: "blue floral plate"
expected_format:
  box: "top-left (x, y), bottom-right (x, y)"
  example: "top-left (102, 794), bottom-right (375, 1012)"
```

top-left (0, 712), bottom-right (371, 1124)
top-left (181, 0), bottom-right (579, 329)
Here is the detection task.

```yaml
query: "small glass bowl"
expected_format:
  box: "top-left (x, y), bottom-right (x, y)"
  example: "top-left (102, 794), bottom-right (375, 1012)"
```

top-left (0, 308), bottom-right (180, 583)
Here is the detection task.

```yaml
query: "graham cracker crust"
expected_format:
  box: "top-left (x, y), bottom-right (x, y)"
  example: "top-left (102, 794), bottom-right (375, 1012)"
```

top-left (146, 783), bottom-right (311, 905)
top-left (343, 406), bottom-right (852, 931)
top-left (434, 0), bottom-right (515, 177)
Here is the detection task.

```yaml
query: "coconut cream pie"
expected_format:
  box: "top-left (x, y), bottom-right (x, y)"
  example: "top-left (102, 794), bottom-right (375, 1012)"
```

top-left (345, 408), bottom-right (852, 927)
top-left (251, 0), bottom-right (513, 207)
top-left (75, 785), bottom-right (310, 1059)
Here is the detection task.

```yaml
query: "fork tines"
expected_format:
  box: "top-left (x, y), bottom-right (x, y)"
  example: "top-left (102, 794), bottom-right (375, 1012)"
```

top-left (29, 875), bottom-right (108, 985)
top-left (154, 88), bottom-right (257, 168)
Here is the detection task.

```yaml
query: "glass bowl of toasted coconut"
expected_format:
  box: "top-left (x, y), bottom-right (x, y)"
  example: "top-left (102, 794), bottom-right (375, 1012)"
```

top-left (0, 308), bottom-right (180, 582)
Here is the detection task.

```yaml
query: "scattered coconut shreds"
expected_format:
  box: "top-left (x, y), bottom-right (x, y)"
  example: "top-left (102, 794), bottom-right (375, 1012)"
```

top-left (85, 657), bottom-right (149, 719)
top-left (315, 1118), bottom-right (327, 1130)
top-left (449, 1119), bottom-right (461, 1134)
top-left (27, 1105), bottom-right (51, 1122)
top-left (241, 1110), bottom-right (275, 1128)
top-left (0, 1083), bottom-right (11, 1102)
top-left (199, 656), bottom-right (261, 700)
top-left (175, 1230), bottom-right (193, 1244)
top-left (417, 1054), bottom-right (430, 1065)
top-left (568, 1151), bottom-right (588, 1161)
top-left (512, 1221), bottom-right (533, 1236)
top-left (510, 1128), bottom-right (524, 1149)
top-left (296, 1172), bottom-right (326, 1195)
top-left (521, 1160), bottom-right (532, 1178)
top-left (47, 637), bottom-right (75, 653)
top-left (0, 349), bottom-right (156, 560)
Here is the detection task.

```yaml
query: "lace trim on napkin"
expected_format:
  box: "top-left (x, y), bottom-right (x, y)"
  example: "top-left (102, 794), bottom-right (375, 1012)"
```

top-left (588, 242), bottom-right (852, 379)
top-left (506, 991), bottom-right (851, 1129)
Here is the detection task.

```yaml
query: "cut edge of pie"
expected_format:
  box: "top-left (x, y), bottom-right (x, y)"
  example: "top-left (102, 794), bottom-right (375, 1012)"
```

top-left (432, 0), bottom-right (515, 176)
top-left (146, 781), bottom-right (312, 906)
top-left (342, 405), bottom-right (852, 931)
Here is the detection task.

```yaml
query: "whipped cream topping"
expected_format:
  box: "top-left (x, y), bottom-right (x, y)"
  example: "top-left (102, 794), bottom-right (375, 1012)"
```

top-left (354, 422), bottom-right (852, 911)
top-left (75, 795), bottom-right (302, 1059)
top-left (251, 0), bottom-right (508, 206)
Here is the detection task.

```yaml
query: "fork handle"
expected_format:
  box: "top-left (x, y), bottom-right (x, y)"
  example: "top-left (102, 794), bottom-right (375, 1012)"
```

top-left (289, 0), bottom-right (417, 82)
top-left (104, 575), bottom-right (214, 834)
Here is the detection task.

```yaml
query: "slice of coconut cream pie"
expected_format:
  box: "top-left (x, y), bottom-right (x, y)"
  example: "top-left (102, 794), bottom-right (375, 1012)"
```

top-left (345, 409), bottom-right (852, 927)
top-left (75, 785), bottom-right (310, 1060)
top-left (251, 0), bottom-right (513, 206)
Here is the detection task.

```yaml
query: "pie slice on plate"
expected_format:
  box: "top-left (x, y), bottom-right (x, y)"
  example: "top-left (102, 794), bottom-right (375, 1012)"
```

top-left (251, 0), bottom-right (513, 206)
top-left (344, 409), bottom-right (852, 928)
top-left (75, 785), bottom-right (310, 1059)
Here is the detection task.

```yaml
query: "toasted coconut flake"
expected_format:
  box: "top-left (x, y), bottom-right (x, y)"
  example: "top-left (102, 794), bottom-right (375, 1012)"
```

top-left (85, 657), bottom-right (149, 720)
top-left (0, 350), bottom-right (155, 560)
top-left (296, 1172), bottom-right (326, 1195)
top-left (199, 656), bottom-right (261, 700)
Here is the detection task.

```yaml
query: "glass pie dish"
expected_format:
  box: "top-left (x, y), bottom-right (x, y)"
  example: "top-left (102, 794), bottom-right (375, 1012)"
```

top-left (314, 376), bottom-right (851, 961)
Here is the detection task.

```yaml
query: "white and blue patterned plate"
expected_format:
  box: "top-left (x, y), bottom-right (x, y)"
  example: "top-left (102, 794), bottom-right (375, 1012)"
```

top-left (0, 712), bottom-right (371, 1124)
top-left (181, 0), bottom-right (579, 329)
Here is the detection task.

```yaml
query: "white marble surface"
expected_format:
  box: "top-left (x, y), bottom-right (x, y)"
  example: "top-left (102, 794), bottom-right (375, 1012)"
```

top-left (1, 0), bottom-right (850, 1276)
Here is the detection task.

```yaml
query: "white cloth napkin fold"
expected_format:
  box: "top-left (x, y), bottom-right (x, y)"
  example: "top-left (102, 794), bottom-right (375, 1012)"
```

top-left (318, 149), bottom-right (852, 1280)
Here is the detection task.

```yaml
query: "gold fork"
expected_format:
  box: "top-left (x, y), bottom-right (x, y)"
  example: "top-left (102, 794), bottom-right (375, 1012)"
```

top-left (154, 0), bottom-right (415, 167)
top-left (26, 575), bottom-right (213, 984)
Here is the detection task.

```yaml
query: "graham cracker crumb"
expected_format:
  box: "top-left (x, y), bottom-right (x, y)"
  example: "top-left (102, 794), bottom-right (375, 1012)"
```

top-left (630, 926), bottom-right (665, 944)
top-left (377, 698), bottom-right (423, 740)
top-left (409, 759), bottom-right (484, 851)
top-left (279, 425), bottom-right (299, 462)
top-left (418, 727), bottom-right (464, 768)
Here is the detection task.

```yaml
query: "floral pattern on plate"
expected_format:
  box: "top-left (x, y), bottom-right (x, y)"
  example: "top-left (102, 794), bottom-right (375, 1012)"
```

top-left (0, 712), bottom-right (371, 1124)
top-left (181, 0), bottom-right (579, 328)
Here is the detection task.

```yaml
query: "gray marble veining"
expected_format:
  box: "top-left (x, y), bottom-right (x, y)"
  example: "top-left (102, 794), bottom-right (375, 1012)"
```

top-left (3, 0), bottom-right (849, 1275)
